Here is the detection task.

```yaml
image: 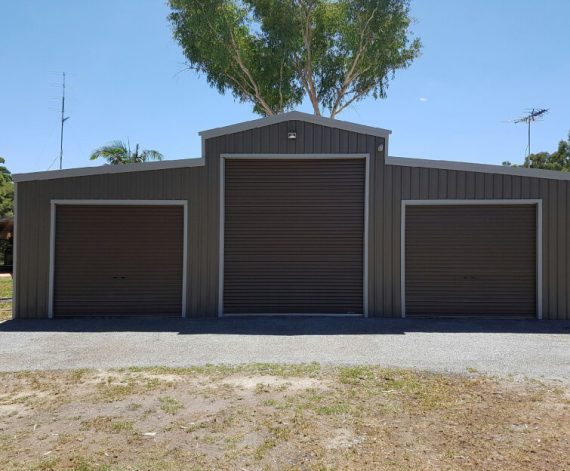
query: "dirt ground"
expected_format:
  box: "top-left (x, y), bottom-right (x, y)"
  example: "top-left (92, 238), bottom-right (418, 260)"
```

top-left (0, 364), bottom-right (568, 471)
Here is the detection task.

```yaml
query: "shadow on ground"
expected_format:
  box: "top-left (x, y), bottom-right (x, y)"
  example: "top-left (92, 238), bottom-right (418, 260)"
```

top-left (1, 317), bottom-right (569, 335)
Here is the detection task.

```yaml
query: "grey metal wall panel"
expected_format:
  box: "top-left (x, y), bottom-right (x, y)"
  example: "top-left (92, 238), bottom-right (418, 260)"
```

top-left (13, 118), bottom-right (570, 319)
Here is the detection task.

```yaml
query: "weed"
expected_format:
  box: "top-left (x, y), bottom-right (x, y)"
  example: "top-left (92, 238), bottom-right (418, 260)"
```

top-left (339, 366), bottom-right (375, 384)
top-left (80, 416), bottom-right (134, 434)
top-left (158, 396), bottom-right (184, 415)
top-left (69, 368), bottom-right (92, 382)
top-left (315, 403), bottom-right (350, 415)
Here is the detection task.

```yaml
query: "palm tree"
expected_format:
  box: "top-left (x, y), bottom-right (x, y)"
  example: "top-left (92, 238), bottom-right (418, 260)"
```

top-left (89, 141), bottom-right (163, 165)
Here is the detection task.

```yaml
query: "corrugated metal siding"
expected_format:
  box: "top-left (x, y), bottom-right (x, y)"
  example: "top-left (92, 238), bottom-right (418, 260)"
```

top-left (13, 118), bottom-right (570, 319)
top-left (15, 164), bottom-right (218, 319)
top-left (224, 158), bottom-right (365, 314)
top-left (405, 204), bottom-right (536, 317)
top-left (54, 205), bottom-right (183, 316)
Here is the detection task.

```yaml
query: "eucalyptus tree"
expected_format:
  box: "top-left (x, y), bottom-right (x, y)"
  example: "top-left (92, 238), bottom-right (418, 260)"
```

top-left (169, 0), bottom-right (421, 117)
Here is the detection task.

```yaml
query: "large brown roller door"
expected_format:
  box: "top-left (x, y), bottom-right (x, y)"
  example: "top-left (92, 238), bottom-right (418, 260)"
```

top-left (223, 159), bottom-right (365, 314)
top-left (53, 205), bottom-right (184, 317)
top-left (405, 204), bottom-right (537, 317)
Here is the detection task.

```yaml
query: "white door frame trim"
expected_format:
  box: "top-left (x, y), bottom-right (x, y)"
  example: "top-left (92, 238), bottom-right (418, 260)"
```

top-left (219, 153), bottom-right (370, 317)
top-left (11, 183), bottom-right (18, 320)
top-left (48, 199), bottom-right (188, 319)
top-left (400, 199), bottom-right (543, 320)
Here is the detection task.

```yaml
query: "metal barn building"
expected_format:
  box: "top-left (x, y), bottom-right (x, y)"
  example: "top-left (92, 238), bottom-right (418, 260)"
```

top-left (12, 112), bottom-right (570, 320)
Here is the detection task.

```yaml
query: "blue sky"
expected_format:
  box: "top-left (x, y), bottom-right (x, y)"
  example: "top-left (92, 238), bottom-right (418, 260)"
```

top-left (1, 0), bottom-right (569, 174)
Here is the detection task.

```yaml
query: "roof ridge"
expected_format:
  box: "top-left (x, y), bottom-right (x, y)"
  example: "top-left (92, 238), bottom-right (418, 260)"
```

top-left (198, 110), bottom-right (392, 140)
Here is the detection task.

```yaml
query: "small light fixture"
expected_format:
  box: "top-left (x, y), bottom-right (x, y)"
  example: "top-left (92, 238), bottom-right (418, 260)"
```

top-left (377, 143), bottom-right (385, 152)
top-left (287, 132), bottom-right (297, 140)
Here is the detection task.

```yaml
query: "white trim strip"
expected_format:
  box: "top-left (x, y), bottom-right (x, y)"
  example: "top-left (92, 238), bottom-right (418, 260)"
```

top-left (11, 183), bottom-right (17, 320)
top-left (218, 157), bottom-right (225, 318)
top-left (219, 153), bottom-right (370, 317)
top-left (181, 203), bottom-right (188, 319)
top-left (402, 199), bottom-right (542, 206)
top-left (400, 201), bottom-right (406, 319)
top-left (13, 158), bottom-right (204, 183)
top-left (222, 313), bottom-right (364, 317)
top-left (536, 200), bottom-right (543, 320)
top-left (48, 201), bottom-right (56, 318)
top-left (49, 199), bottom-right (190, 206)
top-left (200, 110), bottom-right (391, 140)
top-left (48, 199), bottom-right (188, 318)
top-left (221, 153), bottom-right (369, 160)
top-left (387, 156), bottom-right (570, 182)
top-left (400, 199), bottom-right (543, 320)
top-left (363, 155), bottom-right (370, 317)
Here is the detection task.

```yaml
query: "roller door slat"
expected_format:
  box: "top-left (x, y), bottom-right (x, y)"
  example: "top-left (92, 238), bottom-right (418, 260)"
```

top-left (224, 159), bottom-right (365, 314)
top-left (405, 204), bottom-right (537, 318)
top-left (54, 205), bottom-right (184, 317)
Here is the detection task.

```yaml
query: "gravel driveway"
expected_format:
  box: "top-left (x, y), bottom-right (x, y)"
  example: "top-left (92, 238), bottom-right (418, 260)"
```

top-left (1, 317), bottom-right (568, 382)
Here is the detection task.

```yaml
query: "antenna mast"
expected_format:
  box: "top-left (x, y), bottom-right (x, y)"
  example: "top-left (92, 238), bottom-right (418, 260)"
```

top-left (512, 108), bottom-right (548, 157)
top-left (59, 72), bottom-right (70, 170)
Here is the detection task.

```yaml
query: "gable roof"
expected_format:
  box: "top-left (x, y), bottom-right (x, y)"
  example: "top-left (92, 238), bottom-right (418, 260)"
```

top-left (12, 111), bottom-right (570, 183)
top-left (198, 111), bottom-right (392, 140)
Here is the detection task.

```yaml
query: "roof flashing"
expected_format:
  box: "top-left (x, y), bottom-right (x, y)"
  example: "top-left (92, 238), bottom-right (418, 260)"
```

top-left (387, 156), bottom-right (570, 182)
top-left (13, 157), bottom-right (204, 183)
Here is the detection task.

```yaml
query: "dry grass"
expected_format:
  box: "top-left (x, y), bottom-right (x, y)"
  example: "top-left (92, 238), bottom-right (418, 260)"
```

top-left (0, 364), bottom-right (567, 470)
top-left (0, 277), bottom-right (12, 321)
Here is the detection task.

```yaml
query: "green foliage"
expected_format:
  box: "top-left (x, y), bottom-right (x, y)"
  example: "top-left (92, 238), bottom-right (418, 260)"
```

top-left (503, 131), bottom-right (570, 171)
top-left (89, 141), bottom-right (164, 165)
top-left (0, 157), bottom-right (13, 217)
top-left (168, 0), bottom-right (421, 117)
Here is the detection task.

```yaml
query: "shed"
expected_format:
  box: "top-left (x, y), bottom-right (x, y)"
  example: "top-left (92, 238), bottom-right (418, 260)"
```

top-left (12, 111), bottom-right (570, 320)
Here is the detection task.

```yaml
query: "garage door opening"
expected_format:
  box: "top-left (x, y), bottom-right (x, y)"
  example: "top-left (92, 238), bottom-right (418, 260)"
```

top-left (402, 201), bottom-right (540, 318)
top-left (221, 157), bottom-right (368, 316)
top-left (50, 202), bottom-right (186, 317)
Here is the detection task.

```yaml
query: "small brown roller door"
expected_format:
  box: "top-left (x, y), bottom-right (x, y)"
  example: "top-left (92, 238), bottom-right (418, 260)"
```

top-left (224, 159), bottom-right (365, 314)
top-left (405, 204), bottom-right (537, 317)
top-left (53, 205), bottom-right (184, 317)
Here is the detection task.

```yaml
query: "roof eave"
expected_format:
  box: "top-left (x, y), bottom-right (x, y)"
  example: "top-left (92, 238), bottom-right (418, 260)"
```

top-left (387, 156), bottom-right (570, 182)
top-left (13, 157), bottom-right (205, 183)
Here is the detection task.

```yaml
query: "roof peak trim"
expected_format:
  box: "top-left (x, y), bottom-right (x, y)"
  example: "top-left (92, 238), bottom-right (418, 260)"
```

top-left (387, 156), bottom-right (570, 181)
top-left (199, 111), bottom-right (392, 139)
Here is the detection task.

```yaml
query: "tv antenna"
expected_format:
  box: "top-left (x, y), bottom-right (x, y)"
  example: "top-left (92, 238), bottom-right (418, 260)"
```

top-left (58, 72), bottom-right (70, 169)
top-left (510, 108), bottom-right (548, 157)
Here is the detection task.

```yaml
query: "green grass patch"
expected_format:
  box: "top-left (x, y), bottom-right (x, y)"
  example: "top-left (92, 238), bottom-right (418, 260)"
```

top-left (338, 366), bottom-right (375, 385)
top-left (158, 396), bottom-right (184, 415)
top-left (0, 278), bottom-right (12, 298)
top-left (0, 277), bottom-right (12, 321)
top-left (80, 416), bottom-right (134, 434)
top-left (124, 362), bottom-right (321, 378)
top-left (315, 403), bottom-right (350, 415)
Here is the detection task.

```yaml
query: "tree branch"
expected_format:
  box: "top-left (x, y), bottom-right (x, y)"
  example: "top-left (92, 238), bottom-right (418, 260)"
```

top-left (197, 2), bottom-right (275, 115)
top-left (329, 6), bottom-right (378, 117)
top-left (300, 1), bottom-right (321, 116)
top-left (330, 82), bottom-right (375, 118)
top-left (227, 28), bottom-right (275, 115)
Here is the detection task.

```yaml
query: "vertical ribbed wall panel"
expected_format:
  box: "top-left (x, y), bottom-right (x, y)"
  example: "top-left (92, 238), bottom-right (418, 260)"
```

top-left (13, 118), bottom-right (570, 319)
